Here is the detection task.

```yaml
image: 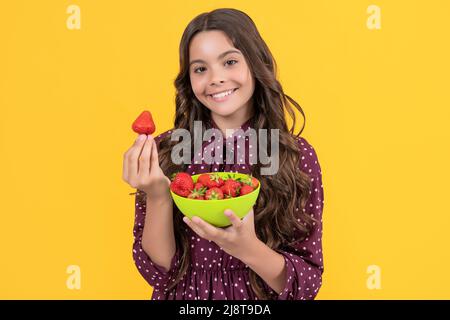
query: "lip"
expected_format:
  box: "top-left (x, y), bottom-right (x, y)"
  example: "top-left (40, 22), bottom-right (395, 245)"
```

top-left (207, 88), bottom-right (238, 103)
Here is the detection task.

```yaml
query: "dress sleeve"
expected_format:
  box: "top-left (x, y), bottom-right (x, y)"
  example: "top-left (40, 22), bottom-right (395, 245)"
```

top-left (262, 137), bottom-right (325, 300)
top-left (131, 130), bottom-right (181, 293)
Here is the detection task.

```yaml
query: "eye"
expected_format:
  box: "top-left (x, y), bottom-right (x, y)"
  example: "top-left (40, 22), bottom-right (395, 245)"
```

top-left (194, 66), bottom-right (206, 74)
top-left (192, 60), bottom-right (238, 74)
top-left (226, 59), bottom-right (238, 66)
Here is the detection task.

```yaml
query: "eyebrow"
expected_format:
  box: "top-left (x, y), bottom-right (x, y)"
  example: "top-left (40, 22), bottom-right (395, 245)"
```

top-left (189, 50), bottom-right (241, 67)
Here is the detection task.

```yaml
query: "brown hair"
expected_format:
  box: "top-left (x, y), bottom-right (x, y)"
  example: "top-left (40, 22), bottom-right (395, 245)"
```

top-left (136, 8), bottom-right (316, 299)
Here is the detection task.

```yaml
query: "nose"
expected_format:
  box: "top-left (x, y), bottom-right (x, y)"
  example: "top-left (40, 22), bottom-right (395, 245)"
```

top-left (209, 67), bottom-right (226, 86)
top-left (211, 78), bottom-right (225, 86)
top-left (210, 80), bottom-right (225, 89)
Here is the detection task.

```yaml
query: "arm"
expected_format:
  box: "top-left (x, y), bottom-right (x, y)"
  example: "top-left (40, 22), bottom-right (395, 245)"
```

top-left (141, 194), bottom-right (175, 272)
top-left (132, 191), bottom-right (180, 292)
top-left (249, 138), bottom-right (325, 300)
top-left (249, 172), bottom-right (324, 300)
top-left (132, 131), bottom-right (180, 291)
top-left (240, 239), bottom-right (287, 294)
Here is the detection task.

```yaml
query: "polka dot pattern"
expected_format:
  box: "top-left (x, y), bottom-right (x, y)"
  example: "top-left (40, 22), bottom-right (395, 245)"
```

top-left (132, 118), bottom-right (325, 300)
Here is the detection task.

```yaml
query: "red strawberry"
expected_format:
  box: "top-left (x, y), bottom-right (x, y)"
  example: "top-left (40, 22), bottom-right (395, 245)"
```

top-left (170, 172), bottom-right (194, 197)
top-left (198, 173), bottom-right (224, 188)
top-left (216, 177), bottom-right (225, 187)
top-left (239, 184), bottom-right (254, 196)
top-left (205, 187), bottom-right (224, 200)
top-left (221, 179), bottom-right (241, 198)
top-left (221, 185), bottom-right (235, 198)
top-left (197, 174), bottom-right (210, 186)
top-left (194, 182), bottom-right (205, 190)
top-left (224, 178), bottom-right (241, 188)
top-left (187, 187), bottom-right (207, 200)
top-left (132, 110), bottom-right (155, 135)
top-left (241, 175), bottom-right (259, 189)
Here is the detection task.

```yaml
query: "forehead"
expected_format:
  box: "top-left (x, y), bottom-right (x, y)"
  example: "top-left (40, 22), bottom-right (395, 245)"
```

top-left (189, 30), bottom-right (239, 59)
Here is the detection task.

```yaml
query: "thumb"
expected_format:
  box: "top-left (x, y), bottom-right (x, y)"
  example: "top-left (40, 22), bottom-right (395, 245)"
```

top-left (243, 208), bottom-right (254, 223)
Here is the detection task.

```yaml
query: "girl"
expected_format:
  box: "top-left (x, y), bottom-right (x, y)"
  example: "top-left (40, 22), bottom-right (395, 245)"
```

top-left (122, 8), bottom-right (324, 300)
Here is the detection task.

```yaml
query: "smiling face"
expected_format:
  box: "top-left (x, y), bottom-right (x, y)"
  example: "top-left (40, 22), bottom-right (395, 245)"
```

top-left (188, 30), bottom-right (255, 120)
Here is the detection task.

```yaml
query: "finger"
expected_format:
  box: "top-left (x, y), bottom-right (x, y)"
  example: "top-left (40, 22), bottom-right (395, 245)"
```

top-left (224, 209), bottom-right (243, 229)
top-left (149, 137), bottom-right (160, 171)
top-left (150, 139), bottom-right (170, 185)
top-left (138, 135), bottom-right (153, 177)
top-left (128, 134), bottom-right (148, 182)
top-left (183, 217), bottom-right (207, 239)
top-left (122, 151), bottom-right (129, 182)
top-left (190, 216), bottom-right (223, 240)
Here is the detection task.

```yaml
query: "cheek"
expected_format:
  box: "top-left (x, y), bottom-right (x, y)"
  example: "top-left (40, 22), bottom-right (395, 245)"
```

top-left (236, 67), bottom-right (252, 87)
top-left (237, 72), bottom-right (254, 97)
top-left (190, 77), bottom-right (204, 97)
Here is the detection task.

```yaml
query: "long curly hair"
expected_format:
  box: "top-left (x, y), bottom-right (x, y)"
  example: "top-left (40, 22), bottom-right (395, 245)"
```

top-left (136, 8), bottom-right (316, 300)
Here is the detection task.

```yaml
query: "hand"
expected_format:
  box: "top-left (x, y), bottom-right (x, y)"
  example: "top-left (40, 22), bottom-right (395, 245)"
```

top-left (183, 208), bottom-right (259, 261)
top-left (122, 134), bottom-right (171, 200)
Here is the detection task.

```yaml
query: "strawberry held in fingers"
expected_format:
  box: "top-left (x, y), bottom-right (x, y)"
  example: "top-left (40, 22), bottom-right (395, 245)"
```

top-left (132, 110), bottom-right (156, 135)
top-left (170, 172), bottom-right (194, 197)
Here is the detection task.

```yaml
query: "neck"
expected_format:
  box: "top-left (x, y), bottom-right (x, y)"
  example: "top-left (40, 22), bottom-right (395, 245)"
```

top-left (211, 105), bottom-right (254, 139)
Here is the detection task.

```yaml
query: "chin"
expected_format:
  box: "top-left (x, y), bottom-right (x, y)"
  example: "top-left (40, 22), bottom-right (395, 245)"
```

top-left (210, 108), bottom-right (239, 117)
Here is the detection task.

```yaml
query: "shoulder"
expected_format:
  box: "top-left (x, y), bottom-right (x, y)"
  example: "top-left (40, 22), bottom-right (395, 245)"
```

top-left (294, 136), bottom-right (322, 178)
top-left (153, 129), bottom-right (174, 150)
top-left (154, 129), bottom-right (173, 143)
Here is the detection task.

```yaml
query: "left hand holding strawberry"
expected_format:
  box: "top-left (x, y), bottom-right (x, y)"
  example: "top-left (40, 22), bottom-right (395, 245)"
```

top-left (183, 208), bottom-right (258, 260)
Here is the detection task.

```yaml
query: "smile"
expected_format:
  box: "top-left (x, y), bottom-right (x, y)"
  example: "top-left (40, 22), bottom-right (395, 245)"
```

top-left (208, 88), bottom-right (238, 102)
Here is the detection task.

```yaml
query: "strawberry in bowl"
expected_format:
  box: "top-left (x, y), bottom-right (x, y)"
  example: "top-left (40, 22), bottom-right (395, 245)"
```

top-left (169, 172), bottom-right (260, 227)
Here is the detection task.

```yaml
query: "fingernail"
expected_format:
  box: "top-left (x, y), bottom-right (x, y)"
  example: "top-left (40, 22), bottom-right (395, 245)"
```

top-left (137, 134), bottom-right (146, 141)
top-left (224, 210), bottom-right (232, 216)
top-left (183, 217), bottom-right (189, 223)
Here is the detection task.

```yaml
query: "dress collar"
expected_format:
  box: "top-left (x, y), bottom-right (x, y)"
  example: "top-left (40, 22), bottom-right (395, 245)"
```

top-left (208, 116), bottom-right (253, 137)
top-left (199, 116), bottom-right (254, 171)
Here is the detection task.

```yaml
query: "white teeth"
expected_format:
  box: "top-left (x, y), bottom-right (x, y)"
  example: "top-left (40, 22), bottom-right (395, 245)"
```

top-left (211, 89), bottom-right (234, 99)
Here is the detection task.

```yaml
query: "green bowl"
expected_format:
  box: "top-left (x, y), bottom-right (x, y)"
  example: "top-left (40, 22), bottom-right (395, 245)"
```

top-left (170, 172), bottom-right (260, 228)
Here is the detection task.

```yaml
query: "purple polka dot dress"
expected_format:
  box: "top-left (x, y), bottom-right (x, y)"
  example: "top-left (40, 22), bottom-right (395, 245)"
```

top-left (132, 117), bottom-right (325, 300)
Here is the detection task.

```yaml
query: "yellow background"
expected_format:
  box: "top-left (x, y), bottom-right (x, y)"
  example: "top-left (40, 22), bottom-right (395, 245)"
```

top-left (1, 0), bottom-right (449, 299)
